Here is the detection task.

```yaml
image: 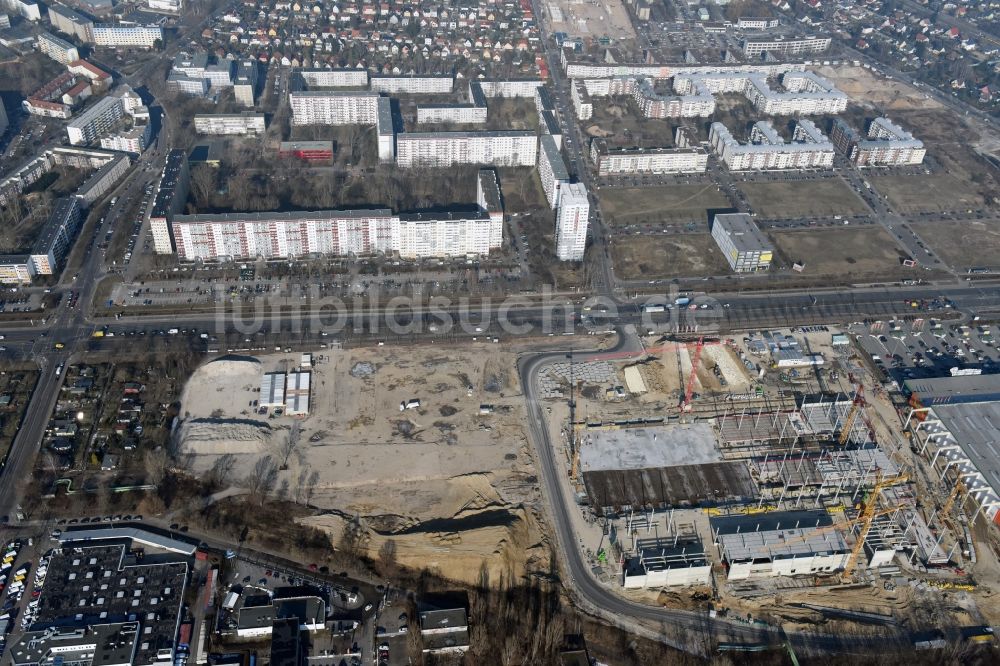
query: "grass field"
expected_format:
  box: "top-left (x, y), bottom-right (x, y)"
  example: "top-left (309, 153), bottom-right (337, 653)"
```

top-left (740, 179), bottom-right (869, 218)
top-left (910, 220), bottom-right (1000, 269)
top-left (611, 234), bottom-right (732, 279)
top-left (871, 174), bottom-right (986, 214)
top-left (599, 185), bottom-right (730, 225)
top-left (769, 227), bottom-right (911, 278)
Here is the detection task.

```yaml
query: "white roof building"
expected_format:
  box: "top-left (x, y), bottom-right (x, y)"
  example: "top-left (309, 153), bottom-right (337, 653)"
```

top-left (260, 372), bottom-right (286, 408)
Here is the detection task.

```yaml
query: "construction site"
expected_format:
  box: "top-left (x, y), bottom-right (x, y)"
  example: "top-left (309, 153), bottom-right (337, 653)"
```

top-left (535, 326), bottom-right (1000, 638)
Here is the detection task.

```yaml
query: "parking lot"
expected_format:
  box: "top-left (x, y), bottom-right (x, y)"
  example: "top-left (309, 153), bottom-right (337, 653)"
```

top-left (851, 319), bottom-right (998, 381)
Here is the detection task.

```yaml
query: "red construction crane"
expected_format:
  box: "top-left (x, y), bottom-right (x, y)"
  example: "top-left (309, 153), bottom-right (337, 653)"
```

top-left (681, 336), bottom-right (705, 411)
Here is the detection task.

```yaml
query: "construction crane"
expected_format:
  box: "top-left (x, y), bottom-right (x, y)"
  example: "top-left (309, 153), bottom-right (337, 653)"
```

top-left (844, 473), bottom-right (909, 578)
top-left (941, 478), bottom-right (968, 518)
top-left (837, 374), bottom-right (866, 446)
top-left (681, 336), bottom-right (705, 411)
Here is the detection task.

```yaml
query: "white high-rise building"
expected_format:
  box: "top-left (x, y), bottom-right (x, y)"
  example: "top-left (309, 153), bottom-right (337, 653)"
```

top-left (193, 113), bottom-right (266, 135)
top-left (537, 135), bottom-right (569, 209)
top-left (556, 183), bottom-right (589, 261)
top-left (289, 91), bottom-right (379, 125)
top-left (92, 24), bottom-right (162, 48)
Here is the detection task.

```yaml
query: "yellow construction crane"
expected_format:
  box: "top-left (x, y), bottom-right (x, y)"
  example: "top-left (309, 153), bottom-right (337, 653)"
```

top-left (838, 374), bottom-right (865, 446)
top-left (941, 478), bottom-right (968, 517)
top-left (844, 473), bottom-right (909, 578)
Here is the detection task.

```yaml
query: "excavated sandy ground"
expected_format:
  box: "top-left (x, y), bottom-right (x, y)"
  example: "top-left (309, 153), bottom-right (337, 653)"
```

top-left (816, 65), bottom-right (942, 111)
top-left (177, 345), bottom-right (548, 583)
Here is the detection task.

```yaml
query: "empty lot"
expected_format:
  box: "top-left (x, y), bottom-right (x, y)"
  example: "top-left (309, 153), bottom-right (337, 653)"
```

top-left (741, 179), bottom-right (869, 219)
top-left (910, 219), bottom-right (1000, 269)
top-left (871, 174), bottom-right (986, 214)
top-left (611, 234), bottom-right (732, 279)
top-left (769, 227), bottom-right (911, 278)
top-left (599, 185), bottom-right (730, 225)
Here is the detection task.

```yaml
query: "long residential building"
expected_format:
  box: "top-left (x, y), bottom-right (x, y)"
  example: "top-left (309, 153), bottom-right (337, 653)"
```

top-left (370, 74), bottom-right (453, 94)
top-left (555, 182), bottom-right (589, 261)
top-left (171, 209), bottom-right (503, 261)
top-left (29, 196), bottom-right (84, 275)
top-left (396, 132), bottom-right (537, 168)
top-left (537, 134), bottom-right (569, 209)
top-left (66, 94), bottom-right (124, 145)
top-left (296, 67), bottom-right (368, 88)
top-left (709, 120), bottom-right (835, 170)
top-left (590, 138), bottom-right (708, 175)
top-left (831, 117), bottom-right (926, 166)
top-left (193, 113), bottom-right (266, 135)
top-left (75, 153), bottom-right (131, 205)
top-left (92, 23), bottom-right (162, 48)
top-left (48, 3), bottom-right (93, 42)
top-left (149, 149), bottom-right (190, 254)
top-left (742, 36), bottom-right (832, 57)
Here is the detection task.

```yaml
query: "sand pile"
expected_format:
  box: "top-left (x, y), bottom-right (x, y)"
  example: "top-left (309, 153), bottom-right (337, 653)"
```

top-left (176, 418), bottom-right (273, 455)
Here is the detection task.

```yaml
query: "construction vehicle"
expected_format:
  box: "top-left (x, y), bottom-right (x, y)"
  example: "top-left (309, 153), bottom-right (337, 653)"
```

top-left (941, 478), bottom-right (968, 518)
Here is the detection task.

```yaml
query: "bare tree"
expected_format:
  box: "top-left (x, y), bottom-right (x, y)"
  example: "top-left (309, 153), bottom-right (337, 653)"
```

top-left (278, 422), bottom-right (300, 470)
top-left (245, 455), bottom-right (279, 504)
top-left (144, 448), bottom-right (169, 486)
top-left (204, 453), bottom-right (236, 488)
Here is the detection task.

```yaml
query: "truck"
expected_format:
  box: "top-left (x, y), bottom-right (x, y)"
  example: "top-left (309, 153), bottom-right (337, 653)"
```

top-left (641, 304), bottom-right (666, 313)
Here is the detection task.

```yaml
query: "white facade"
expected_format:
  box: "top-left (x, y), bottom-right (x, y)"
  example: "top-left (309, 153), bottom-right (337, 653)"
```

top-left (591, 141), bottom-right (708, 175)
top-left (289, 91), bottom-right (379, 125)
top-left (370, 75), bottom-right (453, 94)
top-left (376, 97), bottom-right (395, 162)
top-left (297, 68), bottom-right (368, 87)
top-left (37, 31), bottom-right (79, 64)
top-left (396, 132), bottom-right (537, 168)
top-left (92, 24), bottom-right (162, 48)
top-left (66, 95), bottom-right (124, 145)
top-left (193, 114), bottom-right (266, 135)
top-left (555, 183), bottom-right (589, 261)
top-left (147, 0), bottom-right (182, 12)
top-left (171, 209), bottom-right (503, 261)
top-left (537, 135), bottom-right (569, 209)
top-left (742, 36), bottom-right (831, 56)
top-left (99, 123), bottom-right (151, 154)
top-left (709, 120), bottom-right (835, 170)
top-left (416, 105), bottom-right (487, 124)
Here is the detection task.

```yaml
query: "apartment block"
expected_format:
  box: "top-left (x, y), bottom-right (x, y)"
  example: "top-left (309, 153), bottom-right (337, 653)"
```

top-left (172, 207), bottom-right (503, 261)
top-left (289, 91), bottom-right (379, 125)
top-left (741, 36), bottom-right (832, 56)
top-left (396, 132), bottom-right (537, 168)
top-left (99, 121), bottom-right (151, 154)
top-left (416, 104), bottom-right (488, 125)
top-left (0, 256), bottom-right (34, 284)
top-left (75, 153), bottom-right (131, 205)
top-left (296, 68), bottom-right (368, 88)
top-left (29, 196), bottom-right (83, 275)
top-left (149, 149), bottom-right (190, 254)
top-left (571, 80), bottom-right (593, 120)
top-left (370, 75), bottom-right (453, 94)
top-left (48, 3), bottom-right (93, 42)
top-left (709, 120), bottom-right (834, 170)
top-left (66, 94), bottom-right (124, 145)
top-left (233, 60), bottom-right (258, 107)
top-left (37, 30), bottom-right (79, 64)
top-left (376, 96), bottom-right (394, 162)
top-left (590, 138), bottom-right (708, 175)
top-left (537, 134), bottom-right (570, 209)
top-left (92, 23), bottom-right (162, 48)
top-left (556, 183), bottom-right (589, 261)
top-left (193, 113), bottom-right (266, 135)
top-left (711, 213), bottom-right (773, 273)
top-left (831, 117), bottom-right (926, 166)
